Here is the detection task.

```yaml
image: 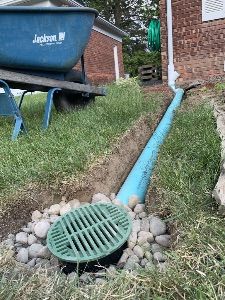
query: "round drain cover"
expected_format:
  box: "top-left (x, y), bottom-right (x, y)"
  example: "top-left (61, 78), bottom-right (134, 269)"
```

top-left (47, 203), bottom-right (132, 263)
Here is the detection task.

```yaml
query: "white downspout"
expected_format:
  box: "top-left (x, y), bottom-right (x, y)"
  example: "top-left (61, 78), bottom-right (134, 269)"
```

top-left (166, 0), bottom-right (180, 92)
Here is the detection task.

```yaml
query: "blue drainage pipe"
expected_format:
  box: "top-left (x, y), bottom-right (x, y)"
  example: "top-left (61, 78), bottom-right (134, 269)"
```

top-left (117, 88), bottom-right (184, 205)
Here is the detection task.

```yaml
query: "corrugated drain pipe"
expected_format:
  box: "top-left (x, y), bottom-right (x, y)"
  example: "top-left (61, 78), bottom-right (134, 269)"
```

top-left (116, 0), bottom-right (184, 205)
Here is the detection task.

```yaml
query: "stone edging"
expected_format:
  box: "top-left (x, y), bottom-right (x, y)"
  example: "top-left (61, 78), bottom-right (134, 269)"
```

top-left (212, 100), bottom-right (225, 214)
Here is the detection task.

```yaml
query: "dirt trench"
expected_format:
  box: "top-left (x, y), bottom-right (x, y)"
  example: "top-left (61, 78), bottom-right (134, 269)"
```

top-left (0, 95), bottom-right (171, 241)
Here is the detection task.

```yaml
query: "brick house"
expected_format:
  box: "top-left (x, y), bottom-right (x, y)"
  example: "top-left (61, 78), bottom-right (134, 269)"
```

top-left (1, 0), bottom-right (127, 84)
top-left (160, 0), bottom-right (225, 84)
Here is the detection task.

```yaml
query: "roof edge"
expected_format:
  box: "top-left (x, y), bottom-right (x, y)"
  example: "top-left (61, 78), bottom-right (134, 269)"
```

top-left (2, 0), bottom-right (128, 38)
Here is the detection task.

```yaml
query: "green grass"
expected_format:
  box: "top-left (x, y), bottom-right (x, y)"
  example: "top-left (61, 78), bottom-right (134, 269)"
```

top-left (0, 91), bottom-right (223, 299)
top-left (0, 80), bottom-right (163, 205)
top-left (144, 99), bottom-right (224, 299)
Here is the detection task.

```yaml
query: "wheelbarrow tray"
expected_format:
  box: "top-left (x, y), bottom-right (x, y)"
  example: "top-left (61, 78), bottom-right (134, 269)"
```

top-left (0, 68), bottom-right (106, 96)
top-left (0, 6), bottom-right (98, 73)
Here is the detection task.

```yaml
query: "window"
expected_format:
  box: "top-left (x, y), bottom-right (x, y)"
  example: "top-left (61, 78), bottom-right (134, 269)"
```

top-left (202, 0), bottom-right (225, 21)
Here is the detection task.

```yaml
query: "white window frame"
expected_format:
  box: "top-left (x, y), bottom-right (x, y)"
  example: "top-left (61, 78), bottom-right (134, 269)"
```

top-left (202, 0), bottom-right (225, 21)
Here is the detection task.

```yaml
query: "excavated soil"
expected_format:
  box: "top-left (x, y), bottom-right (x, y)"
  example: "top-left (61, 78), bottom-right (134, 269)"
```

top-left (0, 94), bottom-right (171, 241)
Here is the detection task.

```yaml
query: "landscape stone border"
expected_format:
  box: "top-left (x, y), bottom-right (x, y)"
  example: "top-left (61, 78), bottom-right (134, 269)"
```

top-left (212, 99), bottom-right (225, 214)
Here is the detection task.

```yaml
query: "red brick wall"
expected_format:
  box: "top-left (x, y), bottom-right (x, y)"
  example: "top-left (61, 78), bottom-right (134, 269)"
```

top-left (75, 30), bottom-right (124, 84)
top-left (160, 0), bottom-right (225, 83)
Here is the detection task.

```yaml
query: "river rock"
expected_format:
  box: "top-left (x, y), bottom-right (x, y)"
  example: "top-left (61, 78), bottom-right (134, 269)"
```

top-left (133, 245), bottom-right (144, 259)
top-left (16, 248), bottom-right (29, 264)
top-left (140, 258), bottom-right (148, 267)
top-left (135, 214), bottom-right (140, 220)
top-left (141, 242), bottom-right (151, 252)
top-left (38, 246), bottom-right (51, 259)
top-left (149, 217), bottom-right (167, 236)
top-left (117, 252), bottom-right (129, 267)
top-left (112, 199), bottom-right (122, 206)
top-left (128, 195), bottom-right (139, 210)
top-left (155, 235), bottom-right (171, 248)
top-left (59, 200), bottom-right (67, 207)
top-left (50, 215), bottom-right (60, 223)
top-left (60, 204), bottom-right (71, 216)
top-left (132, 220), bottom-right (141, 233)
top-left (128, 232), bottom-right (137, 249)
top-left (110, 193), bottom-right (116, 201)
top-left (49, 204), bottom-right (61, 215)
top-left (68, 199), bottom-right (81, 209)
top-left (151, 243), bottom-right (163, 254)
top-left (16, 232), bottom-right (28, 245)
top-left (22, 227), bottom-right (32, 233)
top-left (138, 231), bottom-right (154, 243)
top-left (153, 252), bottom-right (166, 262)
top-left (28, 243), bottom-right (44, 258)
top-left (124, 255), bottom-right (139, 270)
top-left (134, 204), bottom-right (145, 214)
top-left (27, 258), bottom-right (36, 267)
top-left (34, 221), bottom-right (50, 239)
top-left (27, 222), bottom-right (35, 233)
top-left (92, 193), bottom-right (111, 204)
top-left (42, 212), bottom-right (50, 220)
top-left (139, 212), bottom-right (147, 219)
top-left (31, 210), bottom-right (42, 222)
top-left (27, 234), bottom-right (38, 246)
top-left (145, 251), bottom-right (153, 261)
top-left (124, 248), bottom-right (134, 256)
top-left (140, 218), bottom-right (150, 232)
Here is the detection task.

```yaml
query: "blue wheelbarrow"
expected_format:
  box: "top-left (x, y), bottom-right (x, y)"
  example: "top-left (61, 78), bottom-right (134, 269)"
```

top-left (0, 6), bottom-right (106, 140)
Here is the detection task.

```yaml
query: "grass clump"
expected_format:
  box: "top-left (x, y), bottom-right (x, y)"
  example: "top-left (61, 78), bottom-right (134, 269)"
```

top-left (0, 81), bottom-right (163, 204)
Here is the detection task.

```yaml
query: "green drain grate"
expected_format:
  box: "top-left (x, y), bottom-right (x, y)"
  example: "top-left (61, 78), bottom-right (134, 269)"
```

top-left (47, 203), bottom-right (132, 263)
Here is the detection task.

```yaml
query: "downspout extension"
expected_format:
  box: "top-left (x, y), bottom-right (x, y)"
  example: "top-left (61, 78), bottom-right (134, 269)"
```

top-left (116, 0), bottom-right (185, 206)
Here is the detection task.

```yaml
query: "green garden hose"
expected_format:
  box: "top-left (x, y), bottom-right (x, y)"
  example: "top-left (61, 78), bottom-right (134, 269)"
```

top-left (148, 19), bottom-right (161, 52)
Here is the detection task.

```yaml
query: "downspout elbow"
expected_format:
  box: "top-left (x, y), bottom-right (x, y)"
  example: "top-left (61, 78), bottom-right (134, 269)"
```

top-left (168, 68), bottom-right (180, 93)
top-left (167, 0), bottom-right (180, 94)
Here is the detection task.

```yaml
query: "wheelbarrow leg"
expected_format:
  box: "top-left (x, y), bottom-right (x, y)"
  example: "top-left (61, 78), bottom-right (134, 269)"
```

top-left (43, 88), bottom-right (61, 130)
top-left (0, 79), bottom-right (27, 140)
top-left (18, 90), bottom-right (30, 109)
top-left (12, 116), bottom-right (23, 141)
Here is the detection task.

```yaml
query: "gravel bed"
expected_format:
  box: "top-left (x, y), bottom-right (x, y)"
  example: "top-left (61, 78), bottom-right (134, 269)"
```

top-left (1, 193), bottom-right (171, 285)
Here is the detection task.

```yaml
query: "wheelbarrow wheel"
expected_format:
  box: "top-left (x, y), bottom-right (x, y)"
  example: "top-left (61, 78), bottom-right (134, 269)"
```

top-left (53, 70), bottom-right (95, 112)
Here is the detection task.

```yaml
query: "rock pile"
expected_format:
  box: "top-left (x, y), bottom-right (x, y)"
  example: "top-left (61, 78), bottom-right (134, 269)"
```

top-left (1, 193), bottom-right (171, 283)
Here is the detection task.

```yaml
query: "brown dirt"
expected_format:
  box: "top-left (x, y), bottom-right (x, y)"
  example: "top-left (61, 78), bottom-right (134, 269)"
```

top-left (0, 94), bottom-right (171, 241)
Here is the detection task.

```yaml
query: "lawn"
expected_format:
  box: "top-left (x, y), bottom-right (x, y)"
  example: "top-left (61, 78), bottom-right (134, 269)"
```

top-left (0, 79), bottom-right (163, 206)
top-left (0, 88), bottom-right (223, 299)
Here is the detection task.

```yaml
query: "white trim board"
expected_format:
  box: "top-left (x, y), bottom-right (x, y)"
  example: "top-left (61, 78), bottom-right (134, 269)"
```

top-left (114, 46), bottom-right (120, 81)
top-left (93, 26), bottom-right (122, 42)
